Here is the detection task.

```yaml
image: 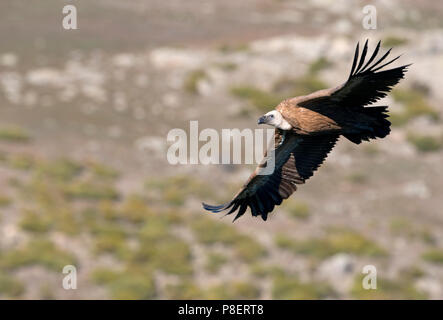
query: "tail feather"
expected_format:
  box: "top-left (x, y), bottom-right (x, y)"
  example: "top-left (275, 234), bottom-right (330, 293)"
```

top-left (344, 106), bottom-right (391, 144)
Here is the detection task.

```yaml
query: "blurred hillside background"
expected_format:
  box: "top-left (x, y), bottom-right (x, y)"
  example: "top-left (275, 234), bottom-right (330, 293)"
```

top-left (0, 0), bottom-right (443, 299)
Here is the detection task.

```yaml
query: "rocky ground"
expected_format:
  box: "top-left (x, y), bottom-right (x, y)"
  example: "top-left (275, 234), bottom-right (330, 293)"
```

top-left (0, 0), bottom-right (442, 299)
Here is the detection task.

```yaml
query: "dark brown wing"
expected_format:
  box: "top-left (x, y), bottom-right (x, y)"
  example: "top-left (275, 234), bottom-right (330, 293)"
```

top-left (202, 131), bottom-right (339, 221)
top-left (297, 39), bottom-right (410, 110)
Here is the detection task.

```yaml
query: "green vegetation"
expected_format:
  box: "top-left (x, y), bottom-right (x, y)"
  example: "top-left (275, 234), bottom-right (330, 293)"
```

top-left (383, 36), bottom-right (409, 48)
top-left (146, 175), bottom-right (214, 205)
top-left (230, 86), bottom-right (283, 112)
top-left (309, 57), bottom-right (333, 74)
top-left (234, 236), bottom-right (267, 262)
top-left (206, 282), bottom-right (261, 299)
top-left (205, 253), bottom-right (228, 273)
top-left (88, 162), bottom-right (119, 180)
top-left (90, 267), bottom-right (120, 285)
top-left (0, 195), bottom-right (11, 207)
top-left (350, 274), bottom-right (426, 299)
top-left (346, 171), bottom-right (368, 184)
top-left (94, 233), bottom-right (129, 257)
top-left (0, 126), bottom-right (30, 142)
top-left (291, 74), bottom-right (328, 96)
top-left (422, 249), bottom-right (443, 264)
top-left (6, 153), bottom-right (35, 170)
top-left (230, 59), bottom-right (329, 113)
top-left (19, 209), bottom-right (53, 233)
top-left (390, 88), bottom-right (439, 126)
top-left (389, 218), bottom-right (436, 244)
top-left (272, 272), bottom-right (334, 299)
top-left (250, 264), bottom-right (283, 279)
top-left (165, 281), bottom-right (204, 299)
top-left (184, 69), bottom-right (207, 94)
top-left (215, 62), bottom-right (238, 71)
top-left (36, 158), bottom-right (83, 181)
top-left (191, 217), bottom-right (242, 246)
top-left (285, 200), bottom-right (310, 220)
top-left (109, 272), bottom-right (156, 300)
top-left (275, 229), bottom-right (386, 259)
top-left (362, 144), bottom-right (380, 156)
top-left (218, 43), bottom-right (249, 53)
top-left (0, 274), bottom-right (24, 298)
top-left (91, 266), bottom-right (156, 299)
top-left (407, 133), bottom-right (443, 152)
top-left (0, 239), bottom-right (76, 271)
top-left (63, 181), bottom-right (119, 201)
top-left (133, 233), bottom-right (193, 275)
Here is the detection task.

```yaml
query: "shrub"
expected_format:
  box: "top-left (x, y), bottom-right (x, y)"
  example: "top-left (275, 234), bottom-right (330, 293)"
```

top-left (0, 195), bottom-right (11, 207)
top-left (119, 195), bottom-right (151, 223)
top-left (407, 133), bottom-right (443, 152)
top-left (89, 162), bottom-right (119, 180)
top-left (309, 57), bottom-right (332, 74)
top-left (108, 273), bottom-right (156, 300)
top-left (0, 274), bottom-right (24, 298)
top-left (36, 158), bottom-right (83, 181)
top-left (234, 237), bottom-right (267, 262)
top-left (230, 86), bottom-right (282, 112)
top-left (184, 69), bottom-right (207, 94)
top-left (0, 126), bottom-right (30, 142)
top-left (191, 217), bottom-right (242, 246)
top-left (165, 281), bottom-right (204, 299)
top-left (131, 236), bottom-right (193, 276)
top-left (0, 239), bottom-right (76, 271)
top-left (350, 274), bottom-right (425, 299)
top-left (272, 273), bottom-right (334, 299)
top-left (422, 249), bottom-right (443, 264)
top-left (285, 201), bottom-right (310, 220)
top-left (19, 209), bottom-right (53, 233)
top-left (6, 153), bottom-right (35, 170)
top-left (205, 253), bottom-right (228, 273)
top-left (94, 234), bottom-right (129, 258)
top-left (206, 282), bottom-right (261, 299)
top-left (383, 36), bottom-right (409, 47)
top-left (275, 230), bottom-right (386, 259)
top-left (292, 74), bottom-right (328, 96)
top-left (390, 88), bottom-right (439, 126)
top-left (63, 181), bottom-right (119, 201)
top-left (346, 172), bottom-right (368, 184)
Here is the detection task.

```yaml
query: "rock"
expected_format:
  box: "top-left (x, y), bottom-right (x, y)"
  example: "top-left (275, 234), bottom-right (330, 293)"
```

top-left (416, 277), bottom-right (442, 299)
top-left (112, 53), bottom-right (137, 68)
top-left (317, 254), bottom-right (355, 293)
top-left (402, 180), bottom-right (430, 199)
top-left (150, 48), bottom-right (205, 69)
top-left (0, 53), bottom-right (18, 67)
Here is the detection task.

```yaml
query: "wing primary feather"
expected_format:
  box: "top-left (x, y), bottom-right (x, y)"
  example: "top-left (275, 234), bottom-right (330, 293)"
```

top-left (226, 201), bottom-right (241, 215)
top-left (202, 202), bottom-right (233, 213)
top-left (348, 42), bottom-right (360, 79)
top-left (249, 197), bottom-right (259, 217)
top-left (367, 48), bottom-right (392, 72)
top-left (232, 203), bottom-right (248, 222)
top-left (355, 39), bottom-right (368, 74)
top-left (370, 54), bottom-right (402, 72)
top-left (360, 40), bottom-right (381, 73)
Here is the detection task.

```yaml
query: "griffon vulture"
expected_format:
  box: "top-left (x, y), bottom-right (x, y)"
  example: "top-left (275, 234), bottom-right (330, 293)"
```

top-left (202, 40), bottom-right (410, 221)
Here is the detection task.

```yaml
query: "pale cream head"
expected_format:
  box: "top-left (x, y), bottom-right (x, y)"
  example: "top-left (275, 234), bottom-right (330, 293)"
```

top-left (257, 110), bottom-right (292, 130)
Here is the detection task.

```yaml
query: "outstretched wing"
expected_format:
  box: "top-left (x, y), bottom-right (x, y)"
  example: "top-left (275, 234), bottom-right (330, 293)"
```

top-left (202, 131), bottom-right (339, 221)
top-left (298, 39), bottom-right (410, 110)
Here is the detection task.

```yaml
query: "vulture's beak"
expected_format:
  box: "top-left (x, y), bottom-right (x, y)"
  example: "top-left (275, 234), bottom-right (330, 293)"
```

top-left (258, 115), bottom-right (267, 125)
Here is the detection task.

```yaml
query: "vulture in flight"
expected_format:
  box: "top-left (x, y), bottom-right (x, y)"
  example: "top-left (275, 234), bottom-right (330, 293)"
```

top-left (202, 40), bottom-right (410, 221)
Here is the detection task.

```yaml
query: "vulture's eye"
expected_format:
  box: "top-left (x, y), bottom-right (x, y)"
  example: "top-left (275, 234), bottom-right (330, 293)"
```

top-left (270, 115), bottom-right (274, 118)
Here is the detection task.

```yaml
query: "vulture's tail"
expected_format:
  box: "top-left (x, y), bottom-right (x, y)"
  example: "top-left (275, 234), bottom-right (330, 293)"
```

top-left (343, 106), bottom-right (391, 144)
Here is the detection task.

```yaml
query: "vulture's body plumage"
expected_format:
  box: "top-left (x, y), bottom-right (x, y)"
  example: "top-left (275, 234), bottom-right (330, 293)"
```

top-left (202, 40), bottom-right (410, 221)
